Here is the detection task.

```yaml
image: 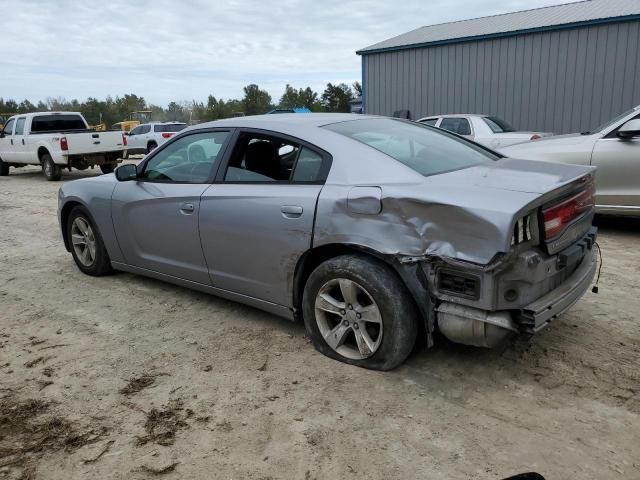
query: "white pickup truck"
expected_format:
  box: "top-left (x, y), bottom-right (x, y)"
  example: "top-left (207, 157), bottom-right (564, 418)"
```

top-left (0, 112), bottom-right (126, 180)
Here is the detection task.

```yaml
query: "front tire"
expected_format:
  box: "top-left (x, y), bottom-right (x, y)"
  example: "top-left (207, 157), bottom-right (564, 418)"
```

top-left (302, 254), bottom-right (419, 371)
top-left (0, 158), bottom-right (8, 176)
top-left (67, 206), bottom-right (113, 276)
top-left (100, 163), bottom-right (116, 174)
top-left (42, 154), bottom-right (62, 181)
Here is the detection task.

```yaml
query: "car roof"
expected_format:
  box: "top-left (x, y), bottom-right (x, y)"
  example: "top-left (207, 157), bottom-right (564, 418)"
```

top-left (196, 113), bottom-right (379, 130)
top-left (185, 113), bottom-right (426, 185)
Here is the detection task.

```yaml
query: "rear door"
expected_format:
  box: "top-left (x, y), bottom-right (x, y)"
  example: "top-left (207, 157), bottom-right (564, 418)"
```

top-left (199, 129), bottom-right (331, 307)
top-left (111, 129), bottom-right (233, 283)
top-left (591, 114), bottom-right (640, 210)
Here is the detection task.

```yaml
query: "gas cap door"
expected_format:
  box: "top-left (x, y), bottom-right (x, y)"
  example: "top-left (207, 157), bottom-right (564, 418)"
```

top-left (347, 186), bottom-right (382, 215)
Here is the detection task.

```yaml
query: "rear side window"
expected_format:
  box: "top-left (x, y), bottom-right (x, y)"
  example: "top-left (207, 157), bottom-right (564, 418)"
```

top-left (223, 132), bottom-right (327, 183)
top-left (154, 123), bottom-right (187, 133)
top-left (483, 116), bottom-right (516, 133)
top-left (14, 118), bottom-right (25, 135)
top-left (292, 148), bottom-right (323, 182)
top-left (139, 125), bottom-right (151, 134)
top-left (31, 115), bottom-right (86, 133)
top-left (439, 117), bottom-right (472, 136)
top-left (324, 118), bottom-right (497, 177)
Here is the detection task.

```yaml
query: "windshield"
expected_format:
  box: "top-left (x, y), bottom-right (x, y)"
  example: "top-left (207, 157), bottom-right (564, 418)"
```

top-left (483, 116), bottom-right (516, 133)
top-left (324, 118), bottom-right (498, 177)
top-left (31, 114), bottom-right (86, 132)
top-left (590, 107), bottom-right (639, 133)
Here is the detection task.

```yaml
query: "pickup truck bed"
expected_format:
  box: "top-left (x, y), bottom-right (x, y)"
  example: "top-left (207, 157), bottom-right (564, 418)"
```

top-left (0, 112), bottom-right (125, 181)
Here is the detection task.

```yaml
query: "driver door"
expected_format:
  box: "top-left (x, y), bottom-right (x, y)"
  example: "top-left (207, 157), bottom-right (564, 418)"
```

top-left (111, 129), bottom-right (232, 283)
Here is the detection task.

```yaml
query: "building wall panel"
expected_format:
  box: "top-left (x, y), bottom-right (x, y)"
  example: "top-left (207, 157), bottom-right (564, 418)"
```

top-left (362, 21), bottom-right (640, 133)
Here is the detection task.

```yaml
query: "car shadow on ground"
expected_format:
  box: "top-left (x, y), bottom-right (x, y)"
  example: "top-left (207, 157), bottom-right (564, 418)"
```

top-left (594, 214), bottom-right (640, 234)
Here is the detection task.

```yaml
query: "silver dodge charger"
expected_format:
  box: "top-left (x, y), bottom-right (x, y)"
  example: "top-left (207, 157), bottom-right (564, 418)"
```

top-left (58, 114), bottom-right (598, 370)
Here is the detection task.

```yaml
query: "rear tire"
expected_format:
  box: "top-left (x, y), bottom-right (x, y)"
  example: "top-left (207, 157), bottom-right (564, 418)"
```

top-left (100, 163), bottom-right (116, 174)
top-left (302, 254), bottom-right (419, 371)
top-left (0, 158), bottom-right (8, 176)
top-left (42, 154), bottom-right (62, 181)
top-left (67, 206), bottom-right (114, 276)
top-left (146, 141), bottom-right (157, 154)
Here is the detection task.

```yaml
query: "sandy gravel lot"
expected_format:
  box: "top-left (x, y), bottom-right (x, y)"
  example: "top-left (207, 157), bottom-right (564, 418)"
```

top-left (1, 166), bottom-right (639, 480)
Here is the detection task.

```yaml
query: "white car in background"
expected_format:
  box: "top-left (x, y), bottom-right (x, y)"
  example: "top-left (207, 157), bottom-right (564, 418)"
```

top-left (125, 121), bottom-right (187, 157)
top-left (502, 105), bottom-right (640, 216)
top-left (417, 114), bottom-right (553, 149)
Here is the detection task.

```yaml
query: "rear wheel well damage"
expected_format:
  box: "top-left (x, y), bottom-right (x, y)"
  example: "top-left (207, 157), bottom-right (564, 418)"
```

top-left (293, 244), bottom-right (434, 345)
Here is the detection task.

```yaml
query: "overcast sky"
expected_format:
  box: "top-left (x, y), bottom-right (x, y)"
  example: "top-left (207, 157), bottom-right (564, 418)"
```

top-left (0, 0), bottom-right (580, 106)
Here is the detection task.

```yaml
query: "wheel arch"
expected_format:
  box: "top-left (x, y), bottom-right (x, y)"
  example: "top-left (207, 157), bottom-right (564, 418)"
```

top-left (292, 243), bottom-right (433, 342)
top-left (37, 146), bottom-right (50, 162)
top-left (60, 200), bottom-right (90, 251)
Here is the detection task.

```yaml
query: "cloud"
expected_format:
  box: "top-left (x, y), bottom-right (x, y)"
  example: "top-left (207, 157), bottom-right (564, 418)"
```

top-left (0, 0), bottom-right (578, 105)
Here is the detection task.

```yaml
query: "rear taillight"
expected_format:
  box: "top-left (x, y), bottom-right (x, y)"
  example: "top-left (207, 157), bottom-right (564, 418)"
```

top-left (60, 136), bottom-right (68, 151)
top-left (122, 134), bottom-right (127, 146)
top-left (530, 134), bottom-right (541, 140)
top-left (542, 183), bottom-right (595, 239)
top-left (162, 132), bottom-right (173, 138)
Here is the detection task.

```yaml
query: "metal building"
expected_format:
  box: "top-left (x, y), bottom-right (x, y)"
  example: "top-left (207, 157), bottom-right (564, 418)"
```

top-left (357, 0), bottom-right (640, 133)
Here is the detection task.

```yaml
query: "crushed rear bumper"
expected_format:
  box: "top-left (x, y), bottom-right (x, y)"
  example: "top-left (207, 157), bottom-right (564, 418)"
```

top-left (517, 244), bottom-right (597, 333)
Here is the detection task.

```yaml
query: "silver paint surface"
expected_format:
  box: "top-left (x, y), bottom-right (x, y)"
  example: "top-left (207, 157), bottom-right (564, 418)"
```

top-left (57, 114), bottom-right (594, 316)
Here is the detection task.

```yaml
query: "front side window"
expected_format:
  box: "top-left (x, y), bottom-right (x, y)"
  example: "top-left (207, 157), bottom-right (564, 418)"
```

top-left (223, 133), bottom-right (326, 183)
top-left (3, 118), bottom-right (15, 136)
top-left (142, 131), bottom-right (229, 183)
top-left (482, 116), bottom-right (515, 133)
top-left (324, 118), bottom-right (497, 177)
top-left (14, 118), bottom-right (25, 135)
top-left (439, 117), bottom-right (472, 136)
top-left (129, 126), bottom-right (142, 136)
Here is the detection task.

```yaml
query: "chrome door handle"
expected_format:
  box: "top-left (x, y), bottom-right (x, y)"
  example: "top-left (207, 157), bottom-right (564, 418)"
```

top-left (180, 202), bottom-right (195, 214)
top-left (281, 205), bottom-right (303, 218)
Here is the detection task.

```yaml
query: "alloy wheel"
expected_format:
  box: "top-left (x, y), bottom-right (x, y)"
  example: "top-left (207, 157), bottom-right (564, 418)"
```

top-left (71, 217), bottom-right (96, 267)
top-left (314, 278), bottom-right (383, 360)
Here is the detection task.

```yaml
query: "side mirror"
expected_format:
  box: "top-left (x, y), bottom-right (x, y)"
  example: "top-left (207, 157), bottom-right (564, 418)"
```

top-left (115, 163), bottom-right (138, 181)
top-left (617, 119), bottom-right (640, 139)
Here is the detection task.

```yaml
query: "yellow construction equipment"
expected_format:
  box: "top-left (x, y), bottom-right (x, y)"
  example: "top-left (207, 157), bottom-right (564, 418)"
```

top-left (110, 110), bottom-right (153, 132)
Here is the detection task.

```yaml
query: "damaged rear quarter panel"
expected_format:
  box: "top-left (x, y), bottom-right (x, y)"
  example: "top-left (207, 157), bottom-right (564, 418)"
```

top-left (313, 159), bottom-right (595, 266)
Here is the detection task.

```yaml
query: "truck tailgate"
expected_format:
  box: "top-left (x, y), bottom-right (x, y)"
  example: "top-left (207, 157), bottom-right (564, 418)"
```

top-left (66, 131), bottom-right (125, 155)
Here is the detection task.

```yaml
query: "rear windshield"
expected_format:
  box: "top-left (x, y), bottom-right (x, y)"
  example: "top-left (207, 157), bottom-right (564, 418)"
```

top-left (482, 116), bottom-right (516, 133)
top-left (154, 123), bottom-right (186, 133)
top-left (31, 115), bottom-right (86, 133)
top-left (324, 118), bottom-right (498, 177)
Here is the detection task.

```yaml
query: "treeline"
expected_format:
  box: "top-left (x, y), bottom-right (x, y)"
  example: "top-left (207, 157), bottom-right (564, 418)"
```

top-left (0, 82), bottom-right (361, 127)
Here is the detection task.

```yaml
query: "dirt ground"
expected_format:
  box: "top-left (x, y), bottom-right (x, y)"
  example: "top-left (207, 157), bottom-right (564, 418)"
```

top-left (1, 165), bottom-right (639, 480)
